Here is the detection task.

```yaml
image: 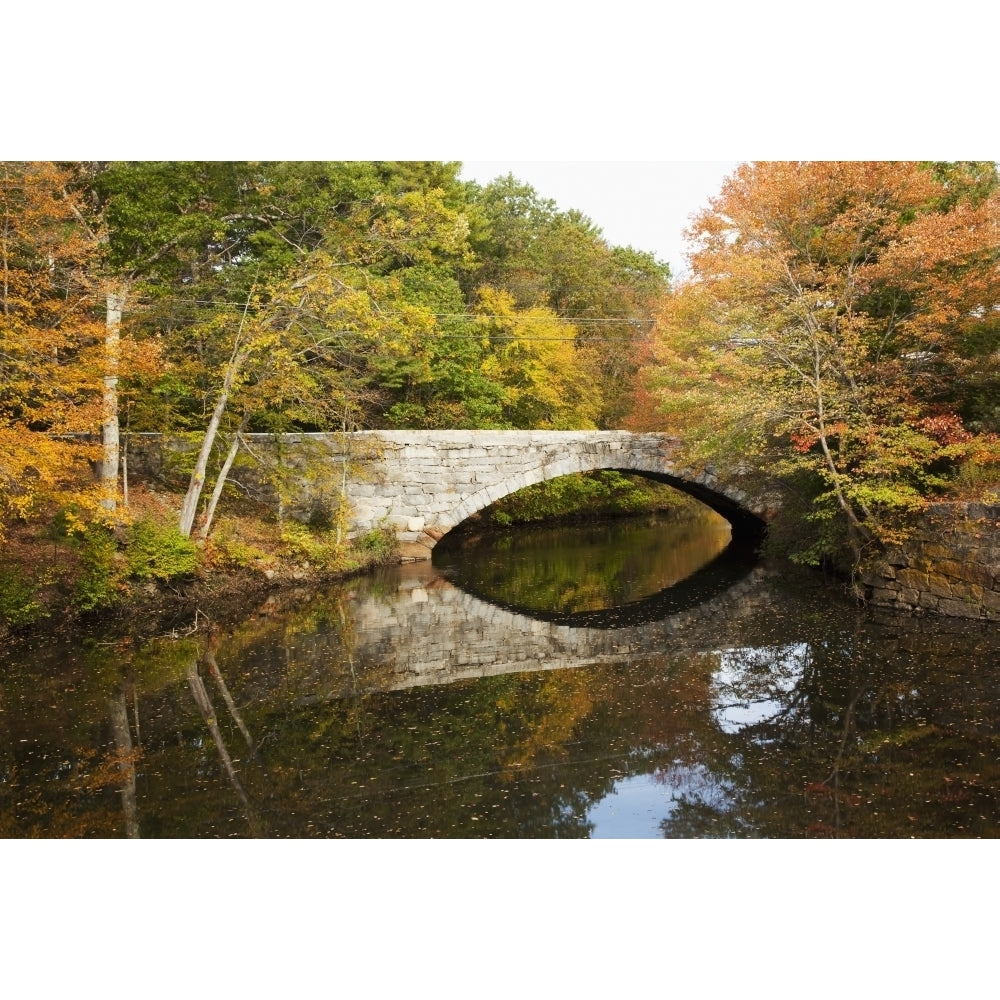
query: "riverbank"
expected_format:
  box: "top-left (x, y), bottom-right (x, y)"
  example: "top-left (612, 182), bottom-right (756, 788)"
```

top-left (0, 483), bottom-right (398, 642)
top-left (0, 470), bottom-right (709, 640)
top-left (7, 473), bottom-right (999, 640)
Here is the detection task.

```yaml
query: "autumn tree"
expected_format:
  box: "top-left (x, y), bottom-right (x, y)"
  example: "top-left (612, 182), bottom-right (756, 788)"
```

top-left (637, 161), bottom-right (1000, 566)
top-left (467, 175), bottom-right (669, 427)
top-left (172, 175), bottom-right (476, 535)
top-left (0, 162), bottom-right (105, 539)
top-left (473, 287), bottom-right (601, 429)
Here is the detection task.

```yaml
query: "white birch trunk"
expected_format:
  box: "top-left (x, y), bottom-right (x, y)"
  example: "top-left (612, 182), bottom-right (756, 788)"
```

top-left (197, 414), bottom-right (249, 540)
top-left (100, 289), bottom-right (124, 512)
top-left (177, 356), bottom-right (243, 538)
top-left (178, 292), bottom-right (255, 537)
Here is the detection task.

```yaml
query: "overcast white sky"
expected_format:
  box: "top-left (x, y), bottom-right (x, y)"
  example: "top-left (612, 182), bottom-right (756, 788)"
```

top-left (460, 161), bottom-right (739, 278)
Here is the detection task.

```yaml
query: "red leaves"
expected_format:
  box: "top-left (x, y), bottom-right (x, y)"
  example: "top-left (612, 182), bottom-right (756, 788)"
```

top-left (791, 430), bottom-right (818, 453)
top-left (916, 410), bottom-right (973, 446)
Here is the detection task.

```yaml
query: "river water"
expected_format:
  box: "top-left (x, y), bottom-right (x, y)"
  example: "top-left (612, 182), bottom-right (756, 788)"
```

top-left (3, 509), bottom-right (1000, 838)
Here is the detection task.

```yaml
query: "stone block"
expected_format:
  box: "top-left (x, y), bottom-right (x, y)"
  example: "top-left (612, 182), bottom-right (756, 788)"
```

top-left (896, 568), bottom-right (928, 590)
top-left (917, 591), bottom-right (940, 610)
top-left (425, 502), bottom-right (456, 514)
top-left (870, 587), bottom-right (902, 605)
top-left (936, 597), bottom-right (982, 619)
top-left (884, 547), bottom-right (909, 567)
top-left (398, 541), bottom-right (433, 562)
top-left (953, 581), bottom-right (984, 604)
top-left (916, 542), bottom-right (953, 562)
top-left (860, 560), bottom-right (896, 586)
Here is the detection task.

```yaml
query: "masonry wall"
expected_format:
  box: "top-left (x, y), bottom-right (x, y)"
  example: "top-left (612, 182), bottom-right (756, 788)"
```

top-left (125, 430), bottom-right (766, 559)
top-left (860, 502), bottom-right (1000, 620)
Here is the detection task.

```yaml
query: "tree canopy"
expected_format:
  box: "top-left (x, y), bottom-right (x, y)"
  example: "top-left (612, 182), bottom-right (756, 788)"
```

top-left (0, 161), bottom-right (669, 542)
top-left (633, 160), bottom-right (1000, 566)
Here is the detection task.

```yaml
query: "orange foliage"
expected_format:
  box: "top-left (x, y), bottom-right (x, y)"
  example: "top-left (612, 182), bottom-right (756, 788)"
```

top-left (637, 161), bottom-right (1000, 556)
top-left (0, 162), bottom-right (105, 538)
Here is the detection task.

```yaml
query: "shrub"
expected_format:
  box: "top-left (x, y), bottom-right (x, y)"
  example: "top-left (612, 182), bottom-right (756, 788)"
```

top-left (356, 525), bottom-right (397, 565)
top-left (125, 517), bottom-right (199, 581)
top-left (212, 530), bottom-right (269, 569)
top-left (74, 524), bottom-right (122, 611)
top-left (280, 521), bottom-right (343, 571)
top-left (0, 565), bottom-right (46, 628)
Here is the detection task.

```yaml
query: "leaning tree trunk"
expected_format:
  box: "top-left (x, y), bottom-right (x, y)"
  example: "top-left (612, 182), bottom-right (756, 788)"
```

top-left (198, 412), bottom-right (250, 540)
top-left (178, 293), bottom-right (255, 538)
top-left (177, 363), bottom-right (240, 538)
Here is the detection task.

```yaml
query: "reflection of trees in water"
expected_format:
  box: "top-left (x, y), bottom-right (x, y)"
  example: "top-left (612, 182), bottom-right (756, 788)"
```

top-left (648, 614), bottom-right (1000, 838)
top-left (108, 688), bottom-right (140, 838)
top-left (185, 657), bottom-right (258, 832)
top-left (8, 563), bottom-right (1000, 837)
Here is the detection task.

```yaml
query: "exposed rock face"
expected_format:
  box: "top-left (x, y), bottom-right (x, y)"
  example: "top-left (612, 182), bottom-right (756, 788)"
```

top-left (861, 503), bottom-right (1000, 620)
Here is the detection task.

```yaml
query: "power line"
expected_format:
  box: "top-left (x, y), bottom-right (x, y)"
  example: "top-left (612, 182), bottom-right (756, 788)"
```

top-left (128, 296), bottom-right (656, 326)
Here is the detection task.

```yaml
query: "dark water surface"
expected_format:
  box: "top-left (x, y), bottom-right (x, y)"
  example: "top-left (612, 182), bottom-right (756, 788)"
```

top-left (4, 511), bottom-right (1000, 838)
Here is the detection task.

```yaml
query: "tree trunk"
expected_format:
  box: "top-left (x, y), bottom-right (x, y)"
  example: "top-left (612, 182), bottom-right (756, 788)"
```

top-left (198, 413), bottom-right (250, 540)
top-left (108, 689), bottom-right (139, 838)
top-left (178, 292), bottom-right (254, 537)
top-left (100, 288), bottom-right (124, 512)
top-left (177, 354), bottom-right (244, 537)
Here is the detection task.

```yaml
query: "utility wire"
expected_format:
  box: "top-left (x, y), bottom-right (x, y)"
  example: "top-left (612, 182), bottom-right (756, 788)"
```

top-left (125, 295), bottom-right (656, 325)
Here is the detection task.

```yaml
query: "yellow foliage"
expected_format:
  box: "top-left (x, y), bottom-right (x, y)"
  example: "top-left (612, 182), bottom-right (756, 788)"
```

top-left (474, 287), bottom-right (601, 428)
top-left (0, 162), bottom-right (106, 539)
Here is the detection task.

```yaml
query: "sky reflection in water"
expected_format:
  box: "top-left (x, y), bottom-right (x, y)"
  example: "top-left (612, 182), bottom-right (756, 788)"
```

top-left (5, 513), bottom-right (1000, 838)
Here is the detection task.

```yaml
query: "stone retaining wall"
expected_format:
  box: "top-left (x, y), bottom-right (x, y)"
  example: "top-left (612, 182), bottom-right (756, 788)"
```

top-left (861, 502), bottom-right (1000, 620)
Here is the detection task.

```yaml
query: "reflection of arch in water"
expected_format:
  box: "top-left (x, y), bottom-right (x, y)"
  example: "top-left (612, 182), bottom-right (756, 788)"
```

top-left (433, 536), bottom-right (761, 630)
top-left (348, 558), bottom-right (781, 694)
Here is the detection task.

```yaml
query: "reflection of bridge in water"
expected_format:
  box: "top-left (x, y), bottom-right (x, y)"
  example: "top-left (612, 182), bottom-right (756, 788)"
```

top-left (308, 558), bottom-right (790, 696)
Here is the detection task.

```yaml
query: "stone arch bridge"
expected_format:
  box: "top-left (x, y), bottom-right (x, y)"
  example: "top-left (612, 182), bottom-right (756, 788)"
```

top-left (247, 430), bottom-right (771, 560)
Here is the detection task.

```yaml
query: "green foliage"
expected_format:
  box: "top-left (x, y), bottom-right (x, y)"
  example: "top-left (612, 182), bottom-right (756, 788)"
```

top-left (74, 524), bottom-right (122, 612)
top-left (355, 525), bottom-right (398, 565)
top-left (466, 173), bottom-right (669, 427)
top-left (210, 527), bottom-right (269, 570)
top-left (0, 565), bottom-right (46, 628)
top-left (125, 516), bottom-right (199, 581)
top-left (487, 471), bottom-right (690, 525)
top-left (280, 521), bottom-right (344, 571)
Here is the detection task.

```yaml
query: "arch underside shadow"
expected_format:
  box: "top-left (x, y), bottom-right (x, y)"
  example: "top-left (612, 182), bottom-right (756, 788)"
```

top-left (427, 457), bottom-right (768, 549)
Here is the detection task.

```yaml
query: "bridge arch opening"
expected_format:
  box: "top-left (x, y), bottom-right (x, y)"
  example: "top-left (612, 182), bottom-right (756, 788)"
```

top-left (426, 461), bottom-right (767, 552)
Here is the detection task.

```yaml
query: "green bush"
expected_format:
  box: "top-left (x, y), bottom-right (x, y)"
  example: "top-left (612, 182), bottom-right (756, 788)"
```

top-left (74, 524), bottom-right (122, 611)
top-left (356, 525), bottom-right (398, 565)
top-left (125, 517), bottom-right (199, 581)
top-left (281, 521), bottom-right (342, 570)
top-left (212, 529), bottom-right (269, 569)
top-left (0, 565), bottom-right (46, 628)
